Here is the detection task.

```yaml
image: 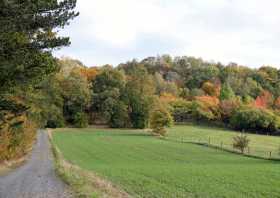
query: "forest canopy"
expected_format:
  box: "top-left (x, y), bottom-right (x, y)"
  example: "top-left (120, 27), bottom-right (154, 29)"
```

top-left (38, 55), bottom-right (280, 136)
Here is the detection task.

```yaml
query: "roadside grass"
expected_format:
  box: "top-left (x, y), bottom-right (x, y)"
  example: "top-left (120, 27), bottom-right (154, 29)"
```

top-left (168, 124), bottom-right (280, 158)
top-left (53, 127), bottom-right (280, 198)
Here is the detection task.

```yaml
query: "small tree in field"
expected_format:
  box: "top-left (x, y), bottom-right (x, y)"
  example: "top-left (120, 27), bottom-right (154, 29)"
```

top-left (150, 108), bottom-right (173, 136)
top-left (233, 134), bottom-right (250, 153)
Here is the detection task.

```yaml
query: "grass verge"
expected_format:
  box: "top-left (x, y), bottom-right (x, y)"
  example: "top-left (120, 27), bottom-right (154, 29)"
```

top-left (47, 129), bottom-right (130, 198)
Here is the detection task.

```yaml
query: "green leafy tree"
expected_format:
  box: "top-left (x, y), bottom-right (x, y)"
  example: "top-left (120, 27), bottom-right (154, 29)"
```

top-left (185, 65), bottom-right (220, 89)
top-left (73, 112), bottom-right (88, 128)
top-left (154, 73), bottom-right (178, 96)
top-left (60, 69), bottom-right (90, 127)
top-left (0, 0), bottom-right (78, 92)
top-left (26, 75), bottom-right (65, 128)
top-left (220, 83), bottom-right (235, 100)
top-left (230, 107), bottom-right (280, 134)
top-left (123, 62), bottom-right (156, 129)
top-left (169, 99), bottom-right (192, 122)
top-left (110, 101), bottom-right (130, 128)
top-left (91, 68), bottom-right (126, 125)
top-left (0, 0), bottom-right (77, 161)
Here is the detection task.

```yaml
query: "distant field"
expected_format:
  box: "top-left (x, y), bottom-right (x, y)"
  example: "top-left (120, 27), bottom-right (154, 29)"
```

top-left (168, 124), bottom-right (280, 159)
top-left (53, 126), bottom-right (280, 198)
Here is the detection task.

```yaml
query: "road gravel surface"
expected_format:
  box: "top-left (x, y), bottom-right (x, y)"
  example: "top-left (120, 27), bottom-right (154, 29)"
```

top-left (0, 130), bottom-right (73, 198)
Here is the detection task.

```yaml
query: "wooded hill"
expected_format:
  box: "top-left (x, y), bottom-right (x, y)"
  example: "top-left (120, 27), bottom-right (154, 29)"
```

top-left (40, 55), bottom-right (280, 136)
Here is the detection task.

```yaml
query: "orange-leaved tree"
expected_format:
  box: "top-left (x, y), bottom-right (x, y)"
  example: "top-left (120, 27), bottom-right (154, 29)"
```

top-left (254, 90), bottom-right (273, 108)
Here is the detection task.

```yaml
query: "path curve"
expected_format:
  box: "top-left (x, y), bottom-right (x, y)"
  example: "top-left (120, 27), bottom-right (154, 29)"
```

top-left (0, 130), bottom-right (73, 198)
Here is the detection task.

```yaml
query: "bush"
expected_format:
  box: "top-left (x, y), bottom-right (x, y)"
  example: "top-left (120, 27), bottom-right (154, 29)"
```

top-left (0, 116), bottom-right (36, 162)
top-left (230, 107), bottom-right (280, 134)
top-left (233, 134), bottom-right (250, 153)
top-left (73, 112), bottom-right (88, 128)
top-left (150, 107), bottom-right (173, 136)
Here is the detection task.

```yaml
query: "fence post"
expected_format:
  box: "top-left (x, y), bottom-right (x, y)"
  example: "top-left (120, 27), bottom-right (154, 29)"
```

top-left (269, 151), bottom-right (272, 158)
top-left (208, 137), bottom-right (211, 146)
top-left (181, 137), bottom-right (183, 143)
top-left (220, 142), bottom-right (223, 149)
top-left (247, 147), bottom-right (250, 154)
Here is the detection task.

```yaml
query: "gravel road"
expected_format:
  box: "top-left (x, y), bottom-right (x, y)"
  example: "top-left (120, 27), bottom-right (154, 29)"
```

top-left (0, 130), bottom-right (73, 198)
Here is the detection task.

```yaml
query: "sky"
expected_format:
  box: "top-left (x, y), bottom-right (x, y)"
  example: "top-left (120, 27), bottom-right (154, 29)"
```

top-left (54, 0), bottom-right (280, 68)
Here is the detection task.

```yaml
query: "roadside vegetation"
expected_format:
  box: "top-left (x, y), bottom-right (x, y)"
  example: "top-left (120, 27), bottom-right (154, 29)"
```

top-left (0, 0), bottom-right (78, 162)
top-left (53, 127), bottom-right (280, 198)
top-left (49, 130), bottom-right (129, 198)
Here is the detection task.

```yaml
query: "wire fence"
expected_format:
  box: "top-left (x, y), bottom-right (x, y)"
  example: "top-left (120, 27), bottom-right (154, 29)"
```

top-left (165, 136), bottom-right (280, 160)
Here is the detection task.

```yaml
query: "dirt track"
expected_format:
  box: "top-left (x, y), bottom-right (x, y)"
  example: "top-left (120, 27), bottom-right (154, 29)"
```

top-left (0, 130), bottom-right (73, 198)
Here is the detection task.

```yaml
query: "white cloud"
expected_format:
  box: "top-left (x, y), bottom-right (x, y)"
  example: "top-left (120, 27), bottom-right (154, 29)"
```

top-left (75, 0), bottom-right (188, 46)
top-left (56, 0), bottom-right (280, 68)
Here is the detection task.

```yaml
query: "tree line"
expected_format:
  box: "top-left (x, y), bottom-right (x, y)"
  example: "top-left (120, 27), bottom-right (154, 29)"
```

top-left (42, 55), bottom-right (280, 137)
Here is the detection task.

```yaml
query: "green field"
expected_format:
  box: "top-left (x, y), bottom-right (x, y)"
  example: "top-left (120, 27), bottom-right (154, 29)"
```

top-left (168, 124), bottom-right (280, 159)
top-left (53, 126), bottom-right (280, 198)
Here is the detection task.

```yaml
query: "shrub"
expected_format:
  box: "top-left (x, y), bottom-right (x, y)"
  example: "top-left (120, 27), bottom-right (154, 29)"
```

top-left (150, 107), bottom-right (173, 136)
top-left (73, 112), bottom-right (88, 128)
top-left (233, 134), bottom-right (250, 153)
top-left (230, 107), bottom-right (280, 134)
top-left (0, 116), bottom-right (36, 162)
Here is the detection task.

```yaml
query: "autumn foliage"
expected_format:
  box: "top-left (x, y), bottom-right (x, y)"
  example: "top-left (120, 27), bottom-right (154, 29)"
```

top-left (202, 81), bottom-right (221, 97)
top-left (254, 90), bottom-right (273, 108)
top-left (274, 97), bottom-right (280, 110)
top-left (159, 92), bottom-right (178, 103)
top-left (80, 67), bottom-right (99, 81)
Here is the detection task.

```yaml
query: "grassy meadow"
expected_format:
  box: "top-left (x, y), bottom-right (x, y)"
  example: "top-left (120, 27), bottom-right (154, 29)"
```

top-left (53, 125), bottom-right (280, 198)
top-left (168, 124), bottom-right (280, 159)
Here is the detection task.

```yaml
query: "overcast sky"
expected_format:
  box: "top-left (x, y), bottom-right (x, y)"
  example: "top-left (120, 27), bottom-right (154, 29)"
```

top-left (54, 0), bottom-right (280, 68)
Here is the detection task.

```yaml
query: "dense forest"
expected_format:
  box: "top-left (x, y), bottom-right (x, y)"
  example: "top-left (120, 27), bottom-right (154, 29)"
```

top-left (39, 55), bottom-right (280, 135)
